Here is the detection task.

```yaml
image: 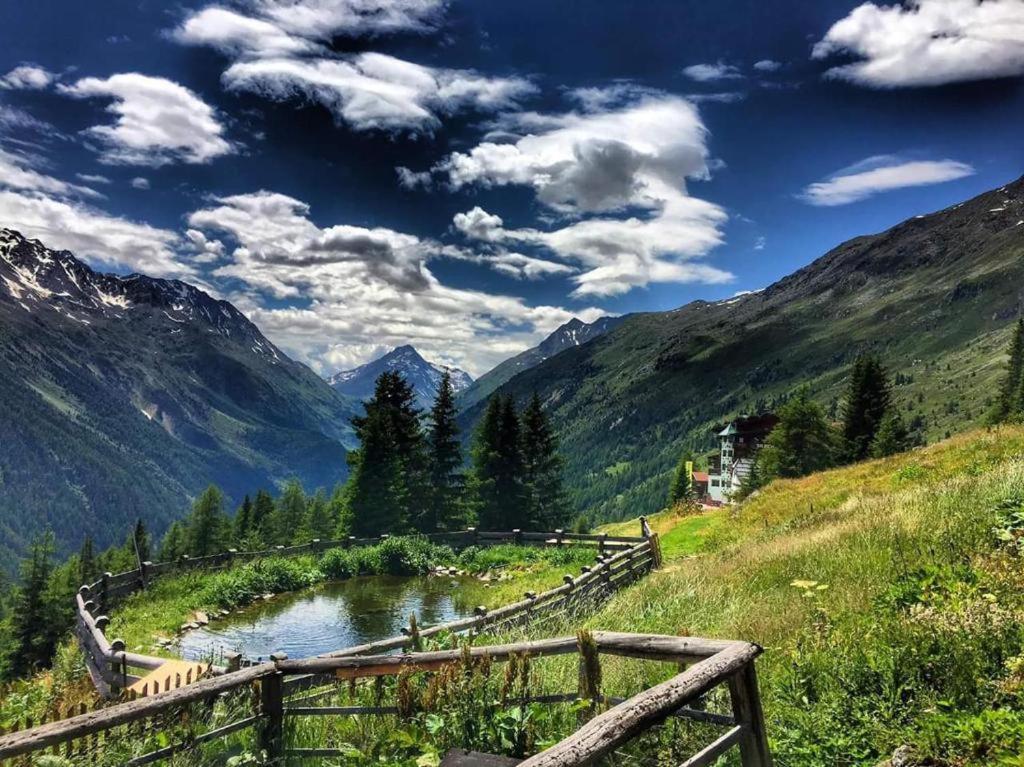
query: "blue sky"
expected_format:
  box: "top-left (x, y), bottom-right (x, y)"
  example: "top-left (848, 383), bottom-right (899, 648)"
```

top-left (1, 0), bottom-right (1022, 375)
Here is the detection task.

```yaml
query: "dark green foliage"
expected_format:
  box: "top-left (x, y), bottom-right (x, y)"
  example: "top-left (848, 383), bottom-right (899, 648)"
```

top-left (759, 387), bottom-right (838, 480)
top-left (249, 489), bottom-right (276, 544)
top-left (991, 318), bottom-right (1024, 424)
top-left (4, 533), bottom-right (58, 676)
top-left (472, 396), bottom-right (526, 529)
top-left (520, 393), bottom-right (570, 528)
top-left (131, 519), bottom-right (151, 564)
top-left (667, 450), bottom-right (695, 505)
top-left (159, 521), bottom-right (188, 561)
top-left (841, 354), bottom-right (893, 462)
top-left (425, 371), bottom-right (465, 532)
top-left (870, 408), bottom-right (910, 458)
top-left (468, 395), bottom-right (504, 528)
top-left (303, 490), bottom-right (336, 541)
top-left (78, 536), bottom-right (97, 587)
top-left (269, 479), bottom-right (307, 545)
top-left (186, 485), bottom-right (230, 557)
top-left (234, 495), bottom-right (253, 543)
top-left (348, 403), bottom-right (406, 537)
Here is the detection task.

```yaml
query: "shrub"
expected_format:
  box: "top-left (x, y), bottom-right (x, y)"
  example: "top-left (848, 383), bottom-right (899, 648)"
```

top-left (202, 556), bottom-right (322, 608)
top-left (320, 548), bottom-right (358, 580)
top-left (376, 537), bottom-right (452, 576)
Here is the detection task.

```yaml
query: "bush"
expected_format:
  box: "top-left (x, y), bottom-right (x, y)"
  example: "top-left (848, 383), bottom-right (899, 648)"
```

top-left (202, 556), bottom-right (323, 608)
top-left (376, 537), bottom-right (452, 576)
top-left (320, 548), bottom-right (358, 580)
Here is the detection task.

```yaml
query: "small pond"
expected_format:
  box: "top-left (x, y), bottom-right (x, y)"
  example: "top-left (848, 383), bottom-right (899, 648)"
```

top-left (178, 574), bottom-right (476, 661)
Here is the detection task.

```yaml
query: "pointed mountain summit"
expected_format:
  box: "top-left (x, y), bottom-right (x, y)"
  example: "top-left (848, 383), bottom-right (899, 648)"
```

top-left (0, 228), bottom-right (359, 565)
top-left (458, 315), bottom-right (625, 410)
top-left (328, 344), bottom-right (473, 409)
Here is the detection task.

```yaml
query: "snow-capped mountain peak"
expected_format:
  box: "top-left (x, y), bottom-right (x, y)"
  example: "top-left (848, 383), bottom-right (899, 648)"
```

top-left (328, 345), bottom-right (473, 408)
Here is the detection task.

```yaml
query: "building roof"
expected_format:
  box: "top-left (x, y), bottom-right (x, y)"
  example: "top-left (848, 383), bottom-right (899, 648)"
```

top-left (692, 471), bottom-right (710, 482)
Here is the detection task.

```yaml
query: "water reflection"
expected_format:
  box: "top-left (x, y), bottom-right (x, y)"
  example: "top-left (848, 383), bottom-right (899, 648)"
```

top-left (178, 575), bottom-right (474, 661)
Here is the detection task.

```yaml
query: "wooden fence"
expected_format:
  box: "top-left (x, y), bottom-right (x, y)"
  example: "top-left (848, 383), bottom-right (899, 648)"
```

top-left (73, 529), bottom-right (660, 699)
top-left (0, 632), bottom-right (771, 767)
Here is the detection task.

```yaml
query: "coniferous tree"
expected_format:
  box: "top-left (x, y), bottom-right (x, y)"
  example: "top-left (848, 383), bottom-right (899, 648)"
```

top-left (271, 480), bottom-right (307, 545)
top-left (132, 519), bottom-right (151, 563)
top-left (425, 370), bottom-right (464, 532)
top-left (520, 393), bottom-right (569, 528)
top-left (303, 490), bottom-right (335, 541)
top-left (991, 318), bottom-right (1024, 423)
top-left (249, 489), bottom-right (276, 544)
top-left (870, 408), bottom-right (910, 458)
top-left (667, 450), bottom-right (695, 505)
top-left (5, 533), bottom-right (58, 675)
top-left (187, 485), bottom-right (230, 557)
top-left (159, 521), bottom-right (188, 561)
top-left (348, 405), bottom-right (405, 536)
top-left (469, 395), bottom-right (505, 529)
top-left (841, 354), bottom-right (893, 462)
top-left (234, 495), bottom-right (253, 543)
top-left (760, 387), bottom-right (838, 480)
top-left (78, 536), bottom-right (97, 586)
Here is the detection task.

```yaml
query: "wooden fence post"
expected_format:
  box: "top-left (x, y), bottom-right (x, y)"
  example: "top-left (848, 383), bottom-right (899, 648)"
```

top-left (99, 572), bottom-right (112, 610)
top-left (468, 527), bottom-right (478, 546)
top-left (598, 533), bottom-right (607, 557)
top-left (513, 528), bottom-right (522, 546)
top-left (555, 529), bottom-right (564, 547)
top-left (728, 662), bottom-right (773, 767)
top-left (259, 670), bottom-right (284, 759)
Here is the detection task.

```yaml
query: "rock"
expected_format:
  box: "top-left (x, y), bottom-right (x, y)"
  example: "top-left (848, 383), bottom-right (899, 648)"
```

top-left (194, 611), bottom-right (209, 625)
top-left (891, 746), bottom-right (914, 767)
top-left (262, 593), bottom-right (274, 600)
top-left (219, 609), bottom-right (230, 617)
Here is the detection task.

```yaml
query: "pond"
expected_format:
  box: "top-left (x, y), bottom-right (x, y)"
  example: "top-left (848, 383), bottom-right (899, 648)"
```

top-left (177, 574), bottom-right (477, 661)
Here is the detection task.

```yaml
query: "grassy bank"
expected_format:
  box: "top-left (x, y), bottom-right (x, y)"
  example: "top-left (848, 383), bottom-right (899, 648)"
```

top-left (585, 426), bottom-right (1024, 765)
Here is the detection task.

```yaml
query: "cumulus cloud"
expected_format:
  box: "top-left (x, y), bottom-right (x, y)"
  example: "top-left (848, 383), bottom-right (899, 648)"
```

top-left (59, 73), bottom-right (233, 166)
top-left (173, 7), bottom-right (321, 58)
top-left (683, 62), bottom-right (744, 82)
top-left (435, 96), bottom-right (732, 296)
top-left (186, 189), bottom-right (604, 375)
top-left (813, 0), bottom-right (1024, 87)
top-left (0, 147), bottom-right (102, 199)
top-left (0, 65), bottom-right (56, 90)
top-left (130, 176), bottom-right (150, 190)
top-left (0, 188), bottom-right (188, 275)
top-left (753, 59), bottom-right (783, 72)
top-left (223, 53), bottom-right (535, 133)
top-left (801, 156), bottom-right (975, 206)
top-left (185, 227), bottom-right (226, 263)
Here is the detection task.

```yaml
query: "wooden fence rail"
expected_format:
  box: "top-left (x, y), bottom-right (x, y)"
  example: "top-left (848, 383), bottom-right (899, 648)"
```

top-left (0, 632), bottom-right (771, 767)
top-left (71, 528), bottom-right (661, 699)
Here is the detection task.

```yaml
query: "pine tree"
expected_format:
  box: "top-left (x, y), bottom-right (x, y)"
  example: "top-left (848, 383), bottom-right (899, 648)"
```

top-left (870, 408), bottom-right (910, 458)
top-left (249, 489), bottom-right (276, 544)
top-left (991, 318), bottom-right (1024, 423)
top-left (348, 405), bottom-right (405, 536)
top-left (841, 354), bottom-right (893, 462)
top-left (78, 536), bottom-right (97, 586)
top-left (759, 387), bottom-right (838, 480)
top-left (271, 480), bottom-right (307, 545)
top-left (234, 495), bottom-right (253, 544)
top-left (469, 395), bottom-right (505, 529)
top-left (667, 450), bottom-right (695, 505)
top-left (303, 490), bottom-right (335, 541)
top-left (5, 533), bottom-right (58, 675)
top-left (187, 485), bottom-right (229, 556)
top-left (425, 370), bottom-right (464, 532)
top-left (159, 521), bottom-right (188, 561)
top-left (521, 393), bottom-right (569, 528)
top-left (132, 519), bottom-right (151, 563)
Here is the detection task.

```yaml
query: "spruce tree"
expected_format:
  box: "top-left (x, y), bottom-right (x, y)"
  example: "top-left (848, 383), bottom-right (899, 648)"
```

top-left (159, 521), bottom-right (188, 561)
top-left (187, 485), bottom-right (229, 556)
top-left (668, 450), bottom-right (695, 505)
top-left (303, 490), bottom-right (335, 541)
top-left (520, 393), bottom-right (569, 528)
top-left (841, 354), bottom-right (892, 462)
top-left (469, 395), bottom-right (505, 529)
top-left (425, 370), bottom-right (464, 532)
top-left (760, 387), bottom-right (838, 480)
top-left (991, 318), bottom-right (1024, 423)
top-left (271, 480), bottom-right (307, 545)
top-left (132, 519), bottom-right (151, 563)
top-left (870, 408), bottom-right (910, 458)
top-left (249, 489), bottom-right (276, 544)
top-left (234, 495), bottom-right (253, 544)
top-left (5, 533), bottom-right (58, 675)
top-left (348, 405), bottom-right (405, 536)
top-left (78, 536), bottom-right (97, 586)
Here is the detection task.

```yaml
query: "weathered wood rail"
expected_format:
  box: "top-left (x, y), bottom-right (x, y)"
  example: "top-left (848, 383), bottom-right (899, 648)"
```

top-left (71, 528), bottom-right (661, 699)
top-left (0, 632), bottom-right (771, 767)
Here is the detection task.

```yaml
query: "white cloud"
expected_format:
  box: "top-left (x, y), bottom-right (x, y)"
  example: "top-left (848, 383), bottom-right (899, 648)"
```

top-left (59, 73), bottom-right (233, 166)
top-left (801, 157), bottom-right (975, 206)
top-left (396, 165), bottom-right (433, 189)
top-left (437, 96), bottom-right (732, 297)
top-left (186, 189), bottom-right (604, 375)
top-left (0, 189), bottom-right (188, 276)
top-left (754, 235), bottom-right (766, 250)
top-left (0, 147), bottom-right (102, 199)
top-left (0, 65), bottom-right (56, 90)
top-left (76, 173), bottom-right (112, 184)
top-left (185, 227), bottom-right (226, 263)
top-left (130, 176), bottom-right (150, 190)
top-left (223, 53), bottom-right (535, 133)
top-left (246, 0), bottom-right (444, 40)
top-left (753, 59), bottom-right (783, 72)
top-left (173, 7), bottom-right (320, 58)
top-left (683, 62), bottom-right (744, 82)
top-left (813, 0), bottom-right (1024, 87)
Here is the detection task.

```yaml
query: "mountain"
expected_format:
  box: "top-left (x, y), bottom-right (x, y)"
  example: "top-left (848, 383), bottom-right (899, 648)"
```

top-left (457, 315), bottom-right (625, 410)
top-left (0, 228), bottom-right (360, 566)
top-left (328, 345), bottom-right (473, 410)
top-left (461, 175), bottom-right (1024, 523)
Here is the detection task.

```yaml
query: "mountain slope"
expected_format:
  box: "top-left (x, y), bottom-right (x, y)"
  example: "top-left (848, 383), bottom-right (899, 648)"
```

top-left (457, 315), bottom-right (624, 410)
top-left (0, 228), bottom-right (359, 564)
top-left (462, 175), bottom-right (1024, 522)
top-left (328, 345), bottom-right (473, 410)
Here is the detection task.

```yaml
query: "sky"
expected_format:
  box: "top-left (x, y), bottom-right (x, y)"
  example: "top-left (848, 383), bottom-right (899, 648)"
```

top-left (1, 0), bottom-right (1022, 377)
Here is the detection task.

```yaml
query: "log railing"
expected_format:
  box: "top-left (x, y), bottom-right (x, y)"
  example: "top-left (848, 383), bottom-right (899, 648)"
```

top-left (0, 632), bottom-right (771, 767)
top-left (72, 528), bottom-right (660, 698)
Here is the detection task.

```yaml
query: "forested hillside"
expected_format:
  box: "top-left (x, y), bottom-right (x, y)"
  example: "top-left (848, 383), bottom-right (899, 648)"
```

top-left (0, 229), bottom-right (359, 566)
top-left (462, 175), bottom-right (1024, 523)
